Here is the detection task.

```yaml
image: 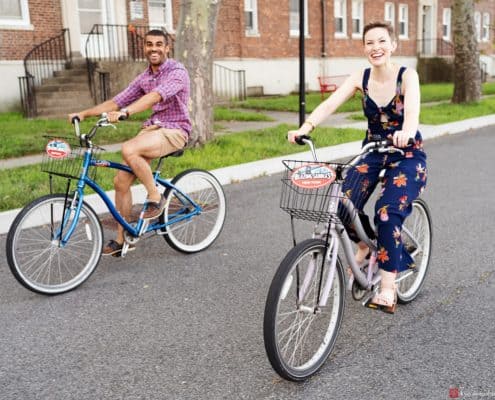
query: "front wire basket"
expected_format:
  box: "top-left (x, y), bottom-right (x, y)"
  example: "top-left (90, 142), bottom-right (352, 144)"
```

top-left (41, 136), bottom-right (102, 181)
top-left (280, 159), bottom-right (369, 225)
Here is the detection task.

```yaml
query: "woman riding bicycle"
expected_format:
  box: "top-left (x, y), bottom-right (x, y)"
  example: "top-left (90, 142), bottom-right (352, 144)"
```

top-left (288, 21), bottom-right (427, 313)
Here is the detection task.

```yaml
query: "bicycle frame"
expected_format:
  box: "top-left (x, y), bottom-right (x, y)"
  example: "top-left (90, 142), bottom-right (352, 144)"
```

top-left (56, 145), bottom-right (201, 247)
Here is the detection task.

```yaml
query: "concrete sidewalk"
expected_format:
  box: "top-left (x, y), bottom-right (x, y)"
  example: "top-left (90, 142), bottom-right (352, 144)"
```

top-left (1, 112), bottom-right (495, 234)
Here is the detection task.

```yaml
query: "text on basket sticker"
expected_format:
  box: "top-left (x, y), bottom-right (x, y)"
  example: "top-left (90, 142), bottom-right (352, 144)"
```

top-left (290, 163), bottom-right (336, 189)
top-left (46, 139), bottom-right (71, 159)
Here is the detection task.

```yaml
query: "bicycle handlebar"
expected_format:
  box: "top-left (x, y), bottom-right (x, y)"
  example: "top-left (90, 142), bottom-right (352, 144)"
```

top-left (70, 113), bottom-right (117, 145)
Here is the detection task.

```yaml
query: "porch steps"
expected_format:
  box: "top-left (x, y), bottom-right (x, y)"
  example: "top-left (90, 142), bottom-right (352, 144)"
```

top-left (35, 62), bottom-right (95, 119)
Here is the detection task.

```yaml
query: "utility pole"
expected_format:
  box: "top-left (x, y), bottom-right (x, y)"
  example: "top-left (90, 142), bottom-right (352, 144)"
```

top-left (298, 0), bottom-right (305, 127)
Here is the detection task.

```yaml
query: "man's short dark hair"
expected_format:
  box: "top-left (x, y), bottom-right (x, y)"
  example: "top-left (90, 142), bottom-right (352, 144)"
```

top-left (145, 29), bottom-right (169, 44)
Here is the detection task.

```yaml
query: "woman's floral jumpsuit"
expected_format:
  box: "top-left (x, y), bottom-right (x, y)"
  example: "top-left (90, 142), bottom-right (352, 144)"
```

top-left (345, 66), bottom-right (427, 273)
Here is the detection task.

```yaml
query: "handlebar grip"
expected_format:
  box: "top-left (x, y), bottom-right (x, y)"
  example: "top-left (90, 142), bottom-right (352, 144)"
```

top-left (71, 116), bottom-right (80, 124)
top-left (118, 113), bottom-right (128, 121)
top-left (295, 134), bottom-right (311, 146)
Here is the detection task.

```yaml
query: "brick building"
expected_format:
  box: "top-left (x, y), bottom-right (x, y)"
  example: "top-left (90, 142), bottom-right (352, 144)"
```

top-left (0, 0), bottom-right (493, 112)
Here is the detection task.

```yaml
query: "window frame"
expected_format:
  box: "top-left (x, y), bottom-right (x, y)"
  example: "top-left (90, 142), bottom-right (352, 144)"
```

top-left (244, 0), bottom-right (259, 36)
top-left (351, 0), bottom-right (363, 38)
top-left (289, 0), bottom-right (309, 37)
top-left (148, 0), bottom-right (174, 33)
top-left (474, 11), bottom-right (481, 42)
top-left (442, 8), bottom-right (451, 41)
top-left (398, 4), bottom-right (408, 39)
top-left (0, 0), bottom-right (31, 28)
top-left (482, 12), bottom-right (490, 42)
top-left (384, 2), bottom-right (395, 29)
top-left (334, 0), bottom-right (347, 38)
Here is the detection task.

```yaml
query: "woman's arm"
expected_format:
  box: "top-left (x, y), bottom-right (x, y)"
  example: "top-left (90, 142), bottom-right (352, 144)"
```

top-left (393, 68), bottom-right (421, 147)
top-left (288, 71), bottom-right (362, 142)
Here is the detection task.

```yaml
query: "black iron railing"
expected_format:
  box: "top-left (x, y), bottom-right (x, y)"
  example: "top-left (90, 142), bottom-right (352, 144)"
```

top-left (213, 63), bottom-right (247, 102)
top-left (417, 38), bottom-right (454, 57)
top-left (85, 24), bottom-right (174, 102)
top-left (19, 29), bottom-right (72, 117)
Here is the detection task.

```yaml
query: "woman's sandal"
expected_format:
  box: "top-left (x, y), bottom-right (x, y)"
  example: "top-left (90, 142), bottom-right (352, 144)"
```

top-left (365, 270), bottom-right (397, 314)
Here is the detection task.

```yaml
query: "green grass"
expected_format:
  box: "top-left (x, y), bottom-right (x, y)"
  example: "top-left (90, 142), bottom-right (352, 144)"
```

top-left (0, 108), bottom-right (273, 160)
top-left (0, 124), bottom-right (363, 212)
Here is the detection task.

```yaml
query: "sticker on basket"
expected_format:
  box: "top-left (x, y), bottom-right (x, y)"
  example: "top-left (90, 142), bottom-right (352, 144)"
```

top-left (290, 163), bottom-right (336, 189)
top-left (45, 139), bottom-right (71, 159)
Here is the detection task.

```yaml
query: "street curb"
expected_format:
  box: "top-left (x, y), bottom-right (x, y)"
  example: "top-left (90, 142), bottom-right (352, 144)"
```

top-left (1, 115), bottom-right (494, 234)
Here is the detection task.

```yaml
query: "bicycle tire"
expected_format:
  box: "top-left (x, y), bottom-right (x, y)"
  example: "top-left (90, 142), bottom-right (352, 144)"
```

top-left (263, 239), bottom-right (345, 381)
top-left (397, 198), bottom-right (432, 303)
top-left (160, 169), bottom-right (226, 253)
top-left (6, 194), bottom-right (103, 295)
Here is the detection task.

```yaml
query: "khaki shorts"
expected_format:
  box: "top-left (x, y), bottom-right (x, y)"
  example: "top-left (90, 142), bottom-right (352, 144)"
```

top-left (138, 125), bottom-right (187, 157)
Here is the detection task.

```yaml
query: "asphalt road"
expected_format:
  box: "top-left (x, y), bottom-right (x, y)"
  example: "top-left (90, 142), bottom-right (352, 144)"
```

top-left (1, 127), bottom-right (494, 400)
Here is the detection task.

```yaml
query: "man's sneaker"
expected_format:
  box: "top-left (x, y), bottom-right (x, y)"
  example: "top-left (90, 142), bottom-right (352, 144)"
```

top-left (102, 240), bottom-right (135, 257)
top-left (142, 195), bottom-right (166, 220)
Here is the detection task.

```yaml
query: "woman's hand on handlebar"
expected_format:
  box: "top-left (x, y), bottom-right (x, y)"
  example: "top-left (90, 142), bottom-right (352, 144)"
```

top-left (388, 130), bottom-right (415, 148)
top-left (288, 124), bottom-right (312, 144)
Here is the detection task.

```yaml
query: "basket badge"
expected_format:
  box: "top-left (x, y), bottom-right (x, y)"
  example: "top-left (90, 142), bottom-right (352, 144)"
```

top-left (46, 139), bottom-right (71, 159)
top-left (291, 163), bottom-right (336, 189)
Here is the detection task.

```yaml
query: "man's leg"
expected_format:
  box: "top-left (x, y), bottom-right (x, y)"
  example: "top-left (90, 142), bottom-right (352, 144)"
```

top-left (121, 126), bottom-right (186, 218)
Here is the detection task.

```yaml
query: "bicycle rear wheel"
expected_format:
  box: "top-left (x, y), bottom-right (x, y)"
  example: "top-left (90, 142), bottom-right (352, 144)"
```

top-left (263, 239), bottom-right (345, 381)
top-left (397, 199), bottom-right (432, 303)
top-left (160, 169), bottom-right (226, 253)
top-left (6, 194), bottom-right (103, 295)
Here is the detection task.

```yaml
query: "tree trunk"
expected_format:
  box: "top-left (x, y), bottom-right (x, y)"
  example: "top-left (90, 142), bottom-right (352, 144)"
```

top-left (175, 0), bottom-right (220, 146)
top-left (452, 0), bottom-right (481, 103)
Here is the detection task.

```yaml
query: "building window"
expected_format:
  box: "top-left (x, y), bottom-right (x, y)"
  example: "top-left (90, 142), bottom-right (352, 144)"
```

top-left (474, 11), bottom-right (481, 41)
top-left (148, 0), bottom-right (173, 32)
top-left (442, 8), bottom-right (451, 40)
top-left (351, 0), bottom-right (363, 37)
top-left (384, 2), bottom-right (395, 28)
top-left (78, 0), bottom-right (103, 34)
top-left (482, 12), bottom-right (490, 42)
top-left (334, 0), bottom-right (346, 37)
top-left (0, 0), bottom-right (31, 27)
top-left (398, 4), bottom-right (408, 38)
top-left (289, 0), bottom-right (308, 37)
top-left (244, 0), bottom-right (258, 35)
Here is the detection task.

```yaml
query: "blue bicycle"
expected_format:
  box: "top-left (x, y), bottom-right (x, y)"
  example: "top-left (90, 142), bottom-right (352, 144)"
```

top-left (6, 115), bottom-right (227, 295)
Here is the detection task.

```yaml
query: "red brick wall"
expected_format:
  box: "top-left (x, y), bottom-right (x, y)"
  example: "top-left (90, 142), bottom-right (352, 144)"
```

top-left (0, 0), bottom-right (63, 60)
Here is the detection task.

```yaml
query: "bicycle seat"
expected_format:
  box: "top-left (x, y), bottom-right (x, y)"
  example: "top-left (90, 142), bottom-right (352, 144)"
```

top-left (160, 149), bottom-right (184, 161)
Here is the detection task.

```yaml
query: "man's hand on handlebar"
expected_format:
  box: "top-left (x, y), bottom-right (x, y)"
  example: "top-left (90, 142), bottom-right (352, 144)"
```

top-left (106, 111), bottom-right (128, 123)
top-left (68, 112), bottom-right (84, 124)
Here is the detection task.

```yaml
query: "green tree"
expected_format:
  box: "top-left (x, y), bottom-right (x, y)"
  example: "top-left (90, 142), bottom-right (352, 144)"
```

top-left (452, 0), bottom-right (481, 103)
top-left (175, 0), bottom-right (221, 146)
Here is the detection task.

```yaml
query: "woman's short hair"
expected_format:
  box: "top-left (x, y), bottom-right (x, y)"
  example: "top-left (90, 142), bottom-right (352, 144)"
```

top-left (362, 22), bottom-right (395, 43)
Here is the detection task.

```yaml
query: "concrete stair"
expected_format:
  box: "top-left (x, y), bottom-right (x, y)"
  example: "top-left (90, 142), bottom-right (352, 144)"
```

top-left (35, 62), bottom-right (95, 119)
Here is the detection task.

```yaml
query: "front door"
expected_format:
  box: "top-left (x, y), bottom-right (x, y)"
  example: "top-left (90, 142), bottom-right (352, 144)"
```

top-left (78, 0), bottom-right (113, 58)
top-left (421, 5), bottom-right (433, 55)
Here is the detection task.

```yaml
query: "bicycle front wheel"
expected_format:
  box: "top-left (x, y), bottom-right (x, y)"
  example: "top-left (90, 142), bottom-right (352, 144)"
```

top-left (160, 169), bottom-right (226, 253)
top-left (263, 239), bottom-right (345, 381)
top-left (397, 199), bottom-right (432, 303)
top-left (6, 194), bottom-right (103, 295)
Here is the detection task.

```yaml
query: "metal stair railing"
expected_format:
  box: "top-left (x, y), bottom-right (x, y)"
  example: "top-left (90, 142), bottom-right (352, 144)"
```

top-left (213, 63), bottom-right (247, 102)
top-left (18, 29), bottom-right (72, 117)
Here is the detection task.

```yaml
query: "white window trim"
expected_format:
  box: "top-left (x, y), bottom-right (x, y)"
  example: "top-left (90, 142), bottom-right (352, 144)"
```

top-left (442, 8), bottom-right (451, 41)
top-left (398, 4), bottom-right (408, 39)
top-left (289, 0), bottom-right (309, 38)
top-left (384, 2), bottom-right (395, 29)
top-left (148, 0), bottom-right (174, 33)
top-left (244, 0), bottom-right (259, 36)
top-left (0, 0), bottom-right (31, 28)
top-left (351, 0), bottom-right (363, 39)
top-left (334, 0), bottom-right (347, 38)
top-left (482, 12), bottom-right (490, 42)
top-left (474, 11), bottom-right (481, 42)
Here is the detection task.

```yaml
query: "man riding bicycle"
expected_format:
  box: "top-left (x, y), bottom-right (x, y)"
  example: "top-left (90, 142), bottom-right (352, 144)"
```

top-left (69, 29), bottom-right (191, 257)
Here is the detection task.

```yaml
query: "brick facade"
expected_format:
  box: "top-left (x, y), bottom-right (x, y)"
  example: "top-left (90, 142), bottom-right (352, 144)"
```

top-left (0, 0), bottom-right (63, 61)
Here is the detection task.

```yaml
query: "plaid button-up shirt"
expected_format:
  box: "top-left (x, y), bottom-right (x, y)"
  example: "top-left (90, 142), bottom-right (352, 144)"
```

top-left (113, 59), bottom-right (191, 137)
